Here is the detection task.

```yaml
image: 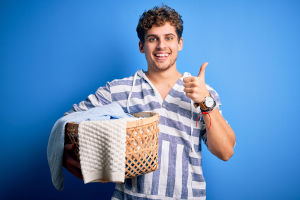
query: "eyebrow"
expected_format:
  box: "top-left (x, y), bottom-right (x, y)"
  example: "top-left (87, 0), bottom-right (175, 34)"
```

top-left (145, 33), bottom-right (177, 39)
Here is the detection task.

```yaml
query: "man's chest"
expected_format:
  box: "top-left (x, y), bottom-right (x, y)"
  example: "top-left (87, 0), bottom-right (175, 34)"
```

top-left (154, 85), bottom-right (173, 102)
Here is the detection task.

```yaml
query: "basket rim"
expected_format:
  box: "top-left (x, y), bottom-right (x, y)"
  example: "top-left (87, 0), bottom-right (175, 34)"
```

top-left (66, 111), bottom-right (159, 129)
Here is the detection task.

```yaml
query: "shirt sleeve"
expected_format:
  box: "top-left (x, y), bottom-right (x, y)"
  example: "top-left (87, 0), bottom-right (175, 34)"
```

top-left (200, 84), bottom-right (223, 148)
top-left (64, 82), bottom-right (112, 116)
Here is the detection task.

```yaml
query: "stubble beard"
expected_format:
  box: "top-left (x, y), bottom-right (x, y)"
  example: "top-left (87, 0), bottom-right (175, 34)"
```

top-left (150, 56), bottom-right (177, 72)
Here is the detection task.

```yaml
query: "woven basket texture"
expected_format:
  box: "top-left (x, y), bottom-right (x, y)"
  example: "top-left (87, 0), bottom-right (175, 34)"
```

top-left (65, 112), bottom-right (160, 179)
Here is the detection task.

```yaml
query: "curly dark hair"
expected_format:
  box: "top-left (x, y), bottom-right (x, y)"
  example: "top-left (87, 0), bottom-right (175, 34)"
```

top-left (136, 5), bottom-right (183, 45)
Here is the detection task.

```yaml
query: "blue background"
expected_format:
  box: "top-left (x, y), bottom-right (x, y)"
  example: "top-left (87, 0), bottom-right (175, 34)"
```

top-left (1, 0), bottom-right (299, 199)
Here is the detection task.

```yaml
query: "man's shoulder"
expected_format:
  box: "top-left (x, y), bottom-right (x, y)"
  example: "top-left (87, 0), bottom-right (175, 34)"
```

top-left (106, 69), bottom-right (144, 89)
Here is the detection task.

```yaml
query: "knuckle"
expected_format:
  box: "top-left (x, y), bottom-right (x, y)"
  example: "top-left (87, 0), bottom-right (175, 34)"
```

top-left (65, 144), bottom-right (73, 150)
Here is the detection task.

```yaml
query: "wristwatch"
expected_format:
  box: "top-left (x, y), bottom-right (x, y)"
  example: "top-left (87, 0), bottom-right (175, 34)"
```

top-left (194, 93), bottom-right (216, 111)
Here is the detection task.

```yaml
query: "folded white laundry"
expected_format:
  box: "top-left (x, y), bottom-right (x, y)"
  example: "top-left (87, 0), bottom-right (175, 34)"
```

top-left (78, 117), bottom-right (143, 184)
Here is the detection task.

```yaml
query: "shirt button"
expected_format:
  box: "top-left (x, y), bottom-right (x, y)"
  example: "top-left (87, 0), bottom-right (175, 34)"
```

top-left (163, 104), bottom-right (165, 107)
top-left (153, 89), bottom-right (156, 93)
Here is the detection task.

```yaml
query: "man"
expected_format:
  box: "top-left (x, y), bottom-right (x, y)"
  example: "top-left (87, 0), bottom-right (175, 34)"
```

top-left (63, 5), bottom-right (235, 200)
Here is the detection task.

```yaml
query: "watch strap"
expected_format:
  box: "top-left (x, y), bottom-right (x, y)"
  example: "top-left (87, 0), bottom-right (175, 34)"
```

top-left (193, 93), bottom-right (215, 110)
top-left (200, 101), bottom-right (217, 112)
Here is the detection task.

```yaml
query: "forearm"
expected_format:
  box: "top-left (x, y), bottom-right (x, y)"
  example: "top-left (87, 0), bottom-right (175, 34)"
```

top-left (203, 108), bottom-right (236, 161)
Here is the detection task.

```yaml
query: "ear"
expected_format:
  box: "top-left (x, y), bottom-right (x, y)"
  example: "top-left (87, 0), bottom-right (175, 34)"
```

top-left (178, 37), bottom-right (183, 51)
top-left (139, 41), bottom-right (145, 53)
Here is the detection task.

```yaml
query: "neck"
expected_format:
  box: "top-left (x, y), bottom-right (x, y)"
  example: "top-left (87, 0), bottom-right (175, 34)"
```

top-left (145, 65), bottom-right (182, 86)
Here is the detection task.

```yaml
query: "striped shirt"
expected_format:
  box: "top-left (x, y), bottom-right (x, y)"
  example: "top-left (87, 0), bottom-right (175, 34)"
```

top-left (65, 69), bottom-right (222, 200)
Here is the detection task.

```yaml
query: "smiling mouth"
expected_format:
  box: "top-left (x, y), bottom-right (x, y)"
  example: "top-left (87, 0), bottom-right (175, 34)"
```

top-left (154, 53), bottom-right (169, 60)
top-left (154, 53), bottom-right (169, 57)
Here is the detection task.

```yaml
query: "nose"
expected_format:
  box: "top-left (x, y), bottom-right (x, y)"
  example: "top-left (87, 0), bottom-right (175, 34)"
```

top-left (156, 38), bottom-right (167, 50)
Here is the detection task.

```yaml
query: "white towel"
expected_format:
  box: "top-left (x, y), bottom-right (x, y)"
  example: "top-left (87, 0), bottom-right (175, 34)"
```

top-left (78, 118), bottom-right (141, 184)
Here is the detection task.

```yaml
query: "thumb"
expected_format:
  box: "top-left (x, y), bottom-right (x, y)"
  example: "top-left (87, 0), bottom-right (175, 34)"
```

top-left (197, 62), bottom-right (209, 78)
top-left (64, 143), bottom-right (74, 151)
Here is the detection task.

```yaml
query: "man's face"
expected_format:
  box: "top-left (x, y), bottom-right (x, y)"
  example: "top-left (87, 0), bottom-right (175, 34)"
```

top-left (139, 22), bottom-right (183, 72)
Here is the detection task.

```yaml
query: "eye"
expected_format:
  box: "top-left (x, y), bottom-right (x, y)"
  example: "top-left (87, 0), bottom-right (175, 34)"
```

top-left (149, 38), bottom-right (156, 42)
top-left (166, 36), bottom-right (173, 40)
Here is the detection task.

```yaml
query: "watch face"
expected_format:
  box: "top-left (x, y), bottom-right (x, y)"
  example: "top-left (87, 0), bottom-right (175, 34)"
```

top-left (205, 96), bottom-right (214, 107)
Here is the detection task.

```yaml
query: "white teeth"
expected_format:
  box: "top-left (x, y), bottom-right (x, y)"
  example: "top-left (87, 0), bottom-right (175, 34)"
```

top-left (155, 54), bottom-right (169, 57)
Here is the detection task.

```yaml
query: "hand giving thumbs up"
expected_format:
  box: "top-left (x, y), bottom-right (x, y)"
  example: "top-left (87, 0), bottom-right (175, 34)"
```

top-left (183, 62), bottom-right (210, 104)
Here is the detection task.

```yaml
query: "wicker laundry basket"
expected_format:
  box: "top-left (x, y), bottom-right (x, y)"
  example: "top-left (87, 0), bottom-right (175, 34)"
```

top-left (65, 112), bottom-right (160, 179)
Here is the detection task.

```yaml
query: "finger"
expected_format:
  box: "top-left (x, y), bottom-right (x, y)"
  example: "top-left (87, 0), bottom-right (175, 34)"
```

top-left (67, 165), bottom-right (83, 179)
top-left (183, 76), bottom-right (196, 83)
top-left (183, 82), bottom-right (197, 88)
top-left (185, 92), bottom-right (193, 99)
top-left (197, 62), bottom-right (209, 78)
top-left (64, 144), bottom-right (74, 151)
top-left (183, 88), bottom-right (194, 93)
top-left (66, 156), bottom-right (81, 169)
top-left (63, 149), bottom-right (81, 169)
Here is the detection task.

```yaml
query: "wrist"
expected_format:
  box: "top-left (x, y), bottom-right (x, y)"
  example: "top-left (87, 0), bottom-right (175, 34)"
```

top-left (200, 101), bottom-right (217, 113)
top-left (194, 93), bottom-right (216, 111)
top-left (196, 102), bottom-right (217, 130)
